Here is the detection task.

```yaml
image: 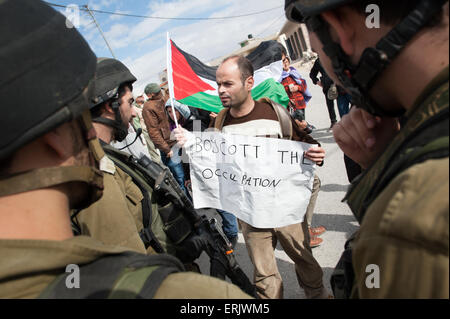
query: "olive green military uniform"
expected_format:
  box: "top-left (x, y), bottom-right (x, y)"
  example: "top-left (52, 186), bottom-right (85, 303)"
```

top-left (75, 156), bottom-right (147, 254)
top-left (0, 236), bottom-right (252, 299)
top-left (350, 66), bottom-right (449, 298)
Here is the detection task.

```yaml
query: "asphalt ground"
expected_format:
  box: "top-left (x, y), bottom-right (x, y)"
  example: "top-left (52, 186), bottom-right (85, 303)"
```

top-left (195, 61), bottom-right (359, 299)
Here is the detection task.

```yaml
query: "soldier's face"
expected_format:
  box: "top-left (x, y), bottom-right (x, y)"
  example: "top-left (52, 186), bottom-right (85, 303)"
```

top-left (309, 31), bottom-right (341, 86)
top-left (119, 86), bottom-right (137, 125)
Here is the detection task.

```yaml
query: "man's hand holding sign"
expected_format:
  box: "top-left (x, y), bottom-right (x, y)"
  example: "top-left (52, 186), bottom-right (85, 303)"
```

top-left (173, 55), bottom-right (330, 299)
top-left (174, 127), bottom-right (324, 228)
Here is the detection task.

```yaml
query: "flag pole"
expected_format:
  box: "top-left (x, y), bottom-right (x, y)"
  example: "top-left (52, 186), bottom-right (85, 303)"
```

top-left (166, 32), bottom-right (179, 128)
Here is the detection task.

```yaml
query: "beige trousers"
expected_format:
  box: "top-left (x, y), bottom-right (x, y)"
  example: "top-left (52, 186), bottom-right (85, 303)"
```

top-left (305, 175), bottom-right (321, 227)
top-left (239, 174), bottom-right (326, 299)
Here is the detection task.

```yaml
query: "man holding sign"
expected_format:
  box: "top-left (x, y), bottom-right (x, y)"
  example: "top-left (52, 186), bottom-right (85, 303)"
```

top-left (175, 55), bottom-right (331, 299)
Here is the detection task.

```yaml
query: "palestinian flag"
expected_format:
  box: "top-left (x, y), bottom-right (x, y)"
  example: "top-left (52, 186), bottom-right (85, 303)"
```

top-left (168, 39), bottom-right (289, 113)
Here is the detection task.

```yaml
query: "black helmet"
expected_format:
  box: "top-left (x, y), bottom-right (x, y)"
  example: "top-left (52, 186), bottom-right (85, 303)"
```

top-left (91, 58), bottom-right (137, 142)
top-left (0, 0), bottom-right (104, 209)
top-left (284, 0), bottom-right (447, 117)
top-left (91, 58), bottom-right (137, 108)
top-left (0, 0), bottom-right (96, 160)
top-left (285, 0), bottom-right (354, 23)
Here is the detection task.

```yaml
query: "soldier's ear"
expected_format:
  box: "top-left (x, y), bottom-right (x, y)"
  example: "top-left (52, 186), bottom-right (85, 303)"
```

top-left (42, 122), bottom-right (74, 161)
top-left (103, 101), bottom-right (115, 114)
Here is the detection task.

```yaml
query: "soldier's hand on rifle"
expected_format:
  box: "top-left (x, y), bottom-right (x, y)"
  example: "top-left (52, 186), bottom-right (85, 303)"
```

top-left (332, 107), bottom-right (400, 169)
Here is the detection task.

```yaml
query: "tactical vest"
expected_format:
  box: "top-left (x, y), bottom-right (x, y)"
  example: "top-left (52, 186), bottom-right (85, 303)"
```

top-left (331, 75), bottom-right (449, 299)
top-left (214, 97), bottom-right (294, 140)
top-left (38, 251), bottom-right (184, 298)
top-left (101, 144), bottom-right (193, 258)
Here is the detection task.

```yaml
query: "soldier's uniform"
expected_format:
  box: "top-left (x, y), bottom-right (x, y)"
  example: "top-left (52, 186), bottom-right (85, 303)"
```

top-left (0, 236), bottom-right (252, 299)
top-left (0, 0), bottom-right (253, 299)
top-left (75, 156), bottom-right (148, 254)
top-left (349, 67), bottom-right (449, 298)
top-left (285, 0), bottom-right (449, 299)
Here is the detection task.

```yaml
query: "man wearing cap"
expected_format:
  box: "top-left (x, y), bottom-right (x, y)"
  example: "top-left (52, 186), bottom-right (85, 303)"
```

top-left (142, 83), bottom-right (189, 195)
top-left (0, 0), bottom-right (252, 299)
top-left (142, 83), bottom-right (175, 159)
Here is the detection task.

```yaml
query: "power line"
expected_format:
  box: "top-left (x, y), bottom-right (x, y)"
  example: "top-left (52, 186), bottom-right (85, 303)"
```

top-left (44, 2), bottom-right (283, 20)
top-left (255, 13), bottom-right (285, 38)
top-left (84, 5), bottom-right (116, 59)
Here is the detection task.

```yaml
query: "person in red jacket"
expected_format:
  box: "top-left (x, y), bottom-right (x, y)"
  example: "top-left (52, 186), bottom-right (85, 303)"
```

top-left (280, 55), bottom-right (313, 122)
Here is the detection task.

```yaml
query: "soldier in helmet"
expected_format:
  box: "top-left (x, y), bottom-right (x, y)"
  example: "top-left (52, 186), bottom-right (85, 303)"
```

top-left (0, 0), bottom-right (252, 299)
top-left (75, 57), bottom-right (199, 261)
top-left (285, 0), bottom-right (449, 298)
top-left (73, 58), bottom-right (157, 255)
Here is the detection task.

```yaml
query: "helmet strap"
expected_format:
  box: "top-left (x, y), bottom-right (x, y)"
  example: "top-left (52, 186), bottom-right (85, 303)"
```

top-left (307, 0), bottom-right (447, 117)
top-left (0, 166), bottom-right (104, 210)
top-left (92, 99), bottom-right (128, 142)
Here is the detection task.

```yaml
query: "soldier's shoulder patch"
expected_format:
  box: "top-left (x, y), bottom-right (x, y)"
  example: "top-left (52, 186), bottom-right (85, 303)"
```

top-left (99, 155), bottom-right (116, 175)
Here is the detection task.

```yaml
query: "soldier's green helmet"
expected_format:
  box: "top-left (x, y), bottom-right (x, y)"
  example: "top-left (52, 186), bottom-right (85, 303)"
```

top-left (0, 0), bottom-right (104, 208)
top-left (90, 58), bottom-right (137, 142)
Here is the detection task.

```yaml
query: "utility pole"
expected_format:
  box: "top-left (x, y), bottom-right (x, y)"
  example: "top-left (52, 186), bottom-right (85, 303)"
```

top-left (83, 4), bottom-right (116, 59)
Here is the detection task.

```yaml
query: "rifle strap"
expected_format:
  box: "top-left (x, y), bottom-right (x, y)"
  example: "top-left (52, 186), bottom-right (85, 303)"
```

top-left (102, 144), bottom-right (192, 249)
top-left (101, 144), bottom-right (164, 253)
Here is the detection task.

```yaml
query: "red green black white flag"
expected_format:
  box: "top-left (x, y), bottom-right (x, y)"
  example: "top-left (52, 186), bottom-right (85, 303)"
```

top-left (167, 38), bottom-right (289, 113)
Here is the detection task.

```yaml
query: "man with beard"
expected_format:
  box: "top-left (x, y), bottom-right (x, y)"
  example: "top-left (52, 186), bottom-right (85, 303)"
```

top-left (175, 55), bottom-right (331, 299)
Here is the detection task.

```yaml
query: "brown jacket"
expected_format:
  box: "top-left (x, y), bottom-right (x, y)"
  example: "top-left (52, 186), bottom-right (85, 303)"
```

top-left (142, 98), bottom-right (175, 155)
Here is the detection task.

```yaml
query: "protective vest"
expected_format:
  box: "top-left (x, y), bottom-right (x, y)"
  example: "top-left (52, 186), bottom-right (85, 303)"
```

top-left (101, 144), bottom-right (193, 258)
top-left (38, 252), bottom-right (184, 298)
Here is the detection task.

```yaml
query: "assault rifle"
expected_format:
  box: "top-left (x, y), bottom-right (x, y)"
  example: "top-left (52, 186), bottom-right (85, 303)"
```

top-left (129, 154), bottom-right (256, 297)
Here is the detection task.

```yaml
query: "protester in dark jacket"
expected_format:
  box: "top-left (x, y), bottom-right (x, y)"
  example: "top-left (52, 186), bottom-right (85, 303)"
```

top-left (310, 58), bottom-right (338, 129)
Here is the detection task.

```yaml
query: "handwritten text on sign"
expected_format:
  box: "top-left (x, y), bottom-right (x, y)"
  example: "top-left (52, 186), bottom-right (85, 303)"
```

top-left (186, 131), bottom-right (316, 228)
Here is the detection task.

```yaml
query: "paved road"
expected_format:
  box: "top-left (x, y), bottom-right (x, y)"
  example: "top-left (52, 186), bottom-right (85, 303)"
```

top-left (196, 61), bottom-right (359, 298)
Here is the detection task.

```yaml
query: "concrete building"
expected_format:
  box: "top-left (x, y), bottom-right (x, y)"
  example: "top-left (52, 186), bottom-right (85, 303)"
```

top-left (279, 20), bottom-right (313, 62)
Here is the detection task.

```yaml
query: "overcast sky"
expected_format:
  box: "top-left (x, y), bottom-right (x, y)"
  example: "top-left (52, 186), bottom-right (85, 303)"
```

top-left (55, 0), bottom-right (287, 94)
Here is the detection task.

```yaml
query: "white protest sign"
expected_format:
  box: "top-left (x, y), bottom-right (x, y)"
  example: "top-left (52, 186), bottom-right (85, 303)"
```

top-left (186, 131), bottom-right (316, 228)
